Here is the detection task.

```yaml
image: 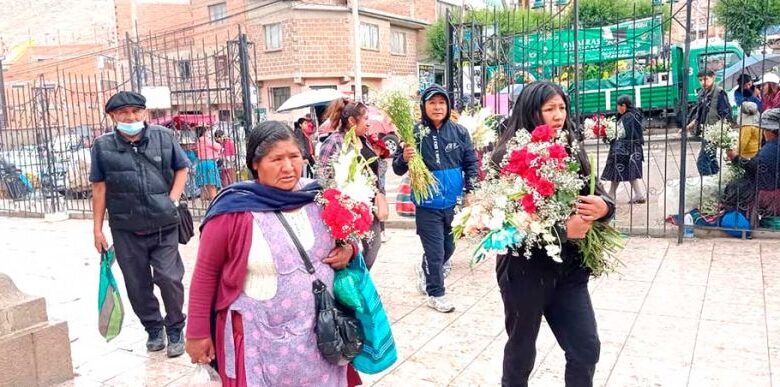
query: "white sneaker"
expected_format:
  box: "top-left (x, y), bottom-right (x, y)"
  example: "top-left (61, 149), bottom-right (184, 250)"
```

top-left (442, 259), bottom-right (452, 278)
top-left (415, 264), bottom-right (427, 295)
top-left (427, 296), bottom-right (455, 313)
top-left (381, 231), bottom-right (390, 243)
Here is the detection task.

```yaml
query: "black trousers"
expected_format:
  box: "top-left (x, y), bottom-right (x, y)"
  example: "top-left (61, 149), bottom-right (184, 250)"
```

top-left (497, 254), bottom-right (600, 387)
top-left (111, 226), bottom-right (186, 334)
top-left (415, 206), bottom-right (455, 297)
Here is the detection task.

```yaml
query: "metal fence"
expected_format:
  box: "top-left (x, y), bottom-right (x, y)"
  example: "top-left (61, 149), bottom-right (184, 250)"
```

top-left (445, 0), bottom-right (780, 241)
top-left (2, 1), bottom-right (779, 241)
top-left (0, 28), bottom-right (257, 220)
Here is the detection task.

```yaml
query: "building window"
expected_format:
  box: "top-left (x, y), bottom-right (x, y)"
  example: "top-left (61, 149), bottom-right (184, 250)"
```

top-left (265, 23), bottom-right (282, 50)
top-left (310, 85), bottom-right (337, 90)
top-left (269, 87), bottom-right (290, 110)
top-left (436, 1), bottom-right (457, 18)
top-left (391, 31), bottom-right (406, 54)
top-left (177, 60), bottom-right (192, 81)
top-left (360, 23), bottom-right (379, 50)
top-left (209, 2), bottom-right (227, 24)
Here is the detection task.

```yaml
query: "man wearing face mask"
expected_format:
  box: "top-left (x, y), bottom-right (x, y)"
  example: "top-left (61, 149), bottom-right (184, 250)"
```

top-left (89, 91), bottom-right (190, 357)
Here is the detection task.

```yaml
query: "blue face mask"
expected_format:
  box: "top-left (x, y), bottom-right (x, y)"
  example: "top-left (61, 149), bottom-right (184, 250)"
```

top-left (116, 121), bottom-right (145, 136)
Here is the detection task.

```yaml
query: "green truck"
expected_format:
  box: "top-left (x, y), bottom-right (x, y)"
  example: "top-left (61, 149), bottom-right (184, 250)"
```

top-left (466, 16), bottom-right (745, 122)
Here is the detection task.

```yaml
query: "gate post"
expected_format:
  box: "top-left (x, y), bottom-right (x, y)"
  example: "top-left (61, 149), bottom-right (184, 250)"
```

top-left (445, 9), bottom-right (455, 105)
top-left (676, 0), bottom-right (694, 243)
top-left (238, 32), bottom-right (253, 134)
top-left (0, 56), bottom-right (7, 128)
top-left (125, 33), bottom-right (138, 93)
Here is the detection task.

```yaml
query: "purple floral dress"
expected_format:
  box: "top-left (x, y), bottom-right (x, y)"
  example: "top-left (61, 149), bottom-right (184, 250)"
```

top-left (221, 204), bottom-right (347, 386)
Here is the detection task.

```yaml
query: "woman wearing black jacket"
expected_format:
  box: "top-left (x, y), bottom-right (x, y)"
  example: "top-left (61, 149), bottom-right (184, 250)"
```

top-left (490, 81), bottom-right (616, 387)
top-left (601, 95), bottom-right (646, 203)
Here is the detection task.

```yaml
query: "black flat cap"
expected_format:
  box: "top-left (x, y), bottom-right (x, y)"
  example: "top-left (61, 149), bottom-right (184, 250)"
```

top-left (105, 91), bottom-right (146, 113)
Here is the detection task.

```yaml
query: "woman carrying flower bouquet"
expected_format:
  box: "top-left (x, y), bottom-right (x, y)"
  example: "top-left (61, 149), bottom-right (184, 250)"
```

top-left (185, 121), bottom-right (362, 386)
top-left (318, 98), bottom-right (389, 269)
top-left (490, 81), bottom-right (616, 387)
top-left (601, 95), bottom-right (646, 204)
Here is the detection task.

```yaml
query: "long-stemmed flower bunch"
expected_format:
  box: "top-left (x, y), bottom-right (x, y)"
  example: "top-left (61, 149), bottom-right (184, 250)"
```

top-left (318, 128), bottom-right (377, 241)
top-left (378, 90), bottom-right (438, 202)
top-left (702, 120), bottom-right (738, 155)
top-left (452, 125), bottom-right (624, 276)
top-left (583, 115), bottom-right (618, 141)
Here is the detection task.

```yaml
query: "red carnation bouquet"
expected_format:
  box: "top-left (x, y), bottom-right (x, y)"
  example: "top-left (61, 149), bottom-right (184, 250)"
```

top-left (318, 128), bottom-right (377, 242)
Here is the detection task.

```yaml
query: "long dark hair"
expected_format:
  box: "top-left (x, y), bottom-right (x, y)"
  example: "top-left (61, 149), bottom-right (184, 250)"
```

top-left (324, 98), bottom-right (368, 133)
top-left (490, 81), bottom-right (593, 182)
top-left (491, 82), bottom-right (578, 167)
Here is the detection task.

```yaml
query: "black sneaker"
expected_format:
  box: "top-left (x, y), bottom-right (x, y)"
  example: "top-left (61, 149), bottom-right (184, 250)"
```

top-left (146, 328), bottom-right (166, 352)
top-left (166, 328), bottom-right (185, 358)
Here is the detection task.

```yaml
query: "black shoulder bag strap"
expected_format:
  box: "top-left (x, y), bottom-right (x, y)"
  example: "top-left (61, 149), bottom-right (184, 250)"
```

top-left (274, 211), bottom-right (316, 275)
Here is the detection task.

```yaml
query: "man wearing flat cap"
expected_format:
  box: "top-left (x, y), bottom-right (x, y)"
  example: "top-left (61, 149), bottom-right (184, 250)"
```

top-left (89, 91), bottom-right (190, 357)
top-left (724, 108), bottom-right (780, 215)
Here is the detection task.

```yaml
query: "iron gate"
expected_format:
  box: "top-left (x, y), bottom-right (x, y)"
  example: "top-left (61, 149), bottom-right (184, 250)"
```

top-left (0, 28), bottom-right (259, 219)
top-left (444, 0), bottom-right (780, 240)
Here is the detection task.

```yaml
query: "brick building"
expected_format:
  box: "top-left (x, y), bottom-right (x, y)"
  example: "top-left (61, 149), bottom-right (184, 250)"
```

top-left (113, 0), bottom-right (461, 121)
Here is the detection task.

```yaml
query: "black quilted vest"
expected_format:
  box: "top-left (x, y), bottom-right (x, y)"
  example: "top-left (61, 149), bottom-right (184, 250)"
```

top-left (94, 125), bottom-right (179, 232)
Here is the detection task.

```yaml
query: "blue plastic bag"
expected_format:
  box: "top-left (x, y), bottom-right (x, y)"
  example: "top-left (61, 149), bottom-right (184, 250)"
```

top-left (333, 254), bottom-right (397, 374)
top-left (720, 210), bottom-right (752, 238)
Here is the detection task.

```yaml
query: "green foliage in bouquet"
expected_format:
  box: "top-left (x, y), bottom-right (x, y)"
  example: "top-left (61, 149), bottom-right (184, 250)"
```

top-left (576, 155), bottom-right (625, 277)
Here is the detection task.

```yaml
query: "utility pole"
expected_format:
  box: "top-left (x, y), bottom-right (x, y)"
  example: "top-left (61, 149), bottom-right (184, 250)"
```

top-left (352, 0), bottom-right (363, 101)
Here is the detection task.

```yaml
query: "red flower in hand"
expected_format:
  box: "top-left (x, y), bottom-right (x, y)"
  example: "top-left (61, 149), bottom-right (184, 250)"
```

top-left (323, 188), bottom-right (341, 202)
top-left (353, 202), bottom-right (373, 233)
top-left (534, 178), bottom-right (556, 197)
top-left (367, 134), bottom-right (391, 158)
top-left (531, 125), bottom-right (554, 143)
top-left (521, 194), bottom-right (536, 214)
top-left (322, 201), bottom-right (354, 240)
top-left (502, 148), bottom-right (537, 176)
top-left (547, 143), bottom-right (568, 161)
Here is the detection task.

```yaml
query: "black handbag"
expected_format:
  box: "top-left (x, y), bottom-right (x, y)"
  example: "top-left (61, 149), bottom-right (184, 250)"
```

top-left (177, 202), bottom-right (194, 245)
top-left (275, 211), bottom-right (364, 366)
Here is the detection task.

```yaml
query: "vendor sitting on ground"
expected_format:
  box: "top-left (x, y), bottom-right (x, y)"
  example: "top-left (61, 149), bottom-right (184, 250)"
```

top-left (723, 108), bottom-right (780, 218)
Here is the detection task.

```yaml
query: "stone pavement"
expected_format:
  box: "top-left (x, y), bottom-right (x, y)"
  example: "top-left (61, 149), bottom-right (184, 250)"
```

top-left (1, 216), bottom-right (779, 386)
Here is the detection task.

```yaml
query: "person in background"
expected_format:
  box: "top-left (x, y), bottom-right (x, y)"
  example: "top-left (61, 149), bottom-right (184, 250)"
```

top-left (319, 99), bottom-right (388, 269)
top-left (90, 91), bottom-right (189, 358)
top-left (758, 73), bottom-right (780, 111)
top-left (392, 84), bottom-right (480, 313)
top-left (367, 133), bottom-right (392, 242)
top-left (601, 95), bottom-right (646, 203)
top-left (214, 129), bottom-right (237, 187)
top-left (725, 108), bottom-right (780, 217)
top-left (294, 117), bottom-right (316, 177)
top-left (688, 69), bottom-right (732, 176)
top-left (185, 121), bottom-right (361, 386)
top-left (195, 126), bottom-right (222, 201)
top-left (736, 102), bottom-right (762, 159)
top-left (735, 74), bottom-right (762, 109)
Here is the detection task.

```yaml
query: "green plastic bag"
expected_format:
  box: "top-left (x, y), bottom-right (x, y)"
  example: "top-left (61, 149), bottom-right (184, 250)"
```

top-left (98, 247), bottom-right (124, 341)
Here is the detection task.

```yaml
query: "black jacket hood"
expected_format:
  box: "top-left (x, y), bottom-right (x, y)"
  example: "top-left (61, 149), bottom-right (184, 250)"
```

top-left (420, 84), bottom-right (451, 127)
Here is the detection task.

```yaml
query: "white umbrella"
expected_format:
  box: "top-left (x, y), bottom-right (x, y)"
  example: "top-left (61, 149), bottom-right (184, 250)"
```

top-left (277, 89), bottom-right (345, 112)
